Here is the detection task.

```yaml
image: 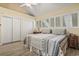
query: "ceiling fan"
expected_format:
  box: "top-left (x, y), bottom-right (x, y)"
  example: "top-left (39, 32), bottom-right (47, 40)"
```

top-left (20, 3), bottom-right (38, 9)
top-left (20, 3), bottom-right (38, 17)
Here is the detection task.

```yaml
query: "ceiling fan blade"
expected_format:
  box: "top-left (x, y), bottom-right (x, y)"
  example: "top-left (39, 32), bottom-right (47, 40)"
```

top-left (27, 13), bottom-right (35, 17)
top-left (20, 4), bottom-right (26, 7)
top-left (31, 3), bottom-right (38, 5)
top-left (20, 3), bottom-right (38, 7)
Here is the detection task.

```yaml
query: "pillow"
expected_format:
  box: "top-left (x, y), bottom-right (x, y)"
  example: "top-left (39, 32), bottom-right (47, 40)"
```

top-left (41, 28), bottom-right (50, 34)
top-left (52, 29), bottom-right (66, 35)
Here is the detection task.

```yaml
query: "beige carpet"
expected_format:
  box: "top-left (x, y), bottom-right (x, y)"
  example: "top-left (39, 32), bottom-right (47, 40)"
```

top-left (0, 41), bottom-right (79, 56)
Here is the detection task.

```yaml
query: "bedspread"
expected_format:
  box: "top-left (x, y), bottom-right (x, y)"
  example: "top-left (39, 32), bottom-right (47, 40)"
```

top-left (26, 34), bottom-right (67, 56)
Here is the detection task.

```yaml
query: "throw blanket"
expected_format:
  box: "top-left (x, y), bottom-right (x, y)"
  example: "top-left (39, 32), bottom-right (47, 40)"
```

top-left (48, 35), bottom-right (66, 56)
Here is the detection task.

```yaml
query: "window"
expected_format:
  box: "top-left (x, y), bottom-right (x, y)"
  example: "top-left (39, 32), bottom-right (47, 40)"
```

top-left (62, 16), bottom-right (66, 27)
top-left (36, 20), bottom-right (41, 28)
top-left (50, 17), bottom-right (54, 27)
top-left (55, 17), bottom-right (61, 27)
top-left (36, 21), bottom-right (39, 27)
top-left (42, 20), bottom-right (48, 27)
top-left (46, 18), bottom-right (50, 27)
top-left (72, 13), bottom-right (78, 27)
top-left (39, 20), bottom-right (41, 27)
top-left (36, 12), bottom-right (79, 28)
top-left (46, 19), bottom-right (49, 23)
top-left (63, 15), bottom-right (72, 28)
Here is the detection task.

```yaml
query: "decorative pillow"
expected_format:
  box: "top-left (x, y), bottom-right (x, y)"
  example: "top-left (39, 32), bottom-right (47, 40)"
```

top-left (52, 29), bottom-right (66, 35)
top-left (41, 28), bottom-right (50, 34)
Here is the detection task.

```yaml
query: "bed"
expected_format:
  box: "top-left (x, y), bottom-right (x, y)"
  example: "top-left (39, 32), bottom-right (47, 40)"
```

top-left (28, 34), bottom-right (55, 55)
top-left (25, 29), bottom-right (68, 56)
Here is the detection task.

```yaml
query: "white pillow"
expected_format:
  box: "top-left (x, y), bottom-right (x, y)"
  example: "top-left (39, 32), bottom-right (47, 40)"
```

top-left (52, 29), bottom-right (66, 35)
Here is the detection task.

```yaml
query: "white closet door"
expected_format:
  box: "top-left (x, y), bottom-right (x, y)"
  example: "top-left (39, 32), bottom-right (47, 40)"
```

top-left (0, 17), bottom-right (1, 43)
top-left (1, 16), bottom-right (12, 44)
top-left (21, 20), bottom-right (33, 40)
top-left (21, 20), bottom-right (27, 41)
top-left (13, 17), bottom-right (20, 41)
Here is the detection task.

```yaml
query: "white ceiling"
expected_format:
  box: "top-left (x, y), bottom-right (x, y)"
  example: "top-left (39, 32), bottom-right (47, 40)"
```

top-left (20, 3), bottom-right (74, 17)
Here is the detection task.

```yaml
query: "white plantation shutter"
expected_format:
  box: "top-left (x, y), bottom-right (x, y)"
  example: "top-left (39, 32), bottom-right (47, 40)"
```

top-left (63, 14), bottom-right (72, 28)
top-left (72, 13), bottom-right (78, 27)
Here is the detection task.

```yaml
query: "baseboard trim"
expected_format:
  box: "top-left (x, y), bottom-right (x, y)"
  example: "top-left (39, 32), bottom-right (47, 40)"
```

top-left (1, 40), bottom-right (21, 45)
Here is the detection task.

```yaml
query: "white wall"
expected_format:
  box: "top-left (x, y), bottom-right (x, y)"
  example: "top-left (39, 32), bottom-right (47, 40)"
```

top-left (0, 25), bottom-right (1, 42)
top-left (21, 19), bottom-right (34, 41)
top-left (0, 18), bottom-right (1, 42)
